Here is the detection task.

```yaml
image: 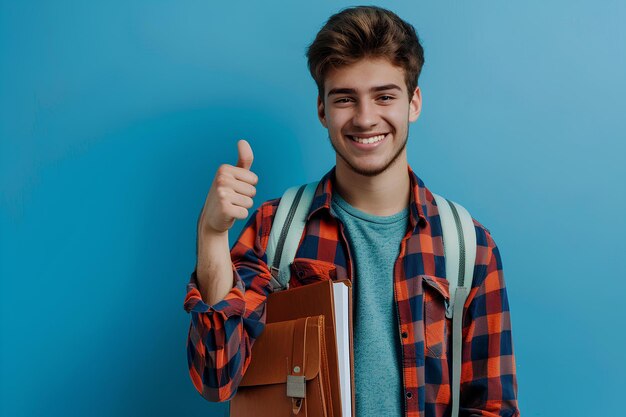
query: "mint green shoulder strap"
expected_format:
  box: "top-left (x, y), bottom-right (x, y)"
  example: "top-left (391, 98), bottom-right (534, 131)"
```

top-left (265, 182), bottom-right (318, 292)
top-left (432, 193), bottom-right (477, 417)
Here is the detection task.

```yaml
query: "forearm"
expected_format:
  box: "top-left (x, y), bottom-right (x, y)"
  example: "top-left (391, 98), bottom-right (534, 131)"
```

top-left (196, 230), bottom-right (234, 306)
top-left (184, 200), bottom-right (276, 402)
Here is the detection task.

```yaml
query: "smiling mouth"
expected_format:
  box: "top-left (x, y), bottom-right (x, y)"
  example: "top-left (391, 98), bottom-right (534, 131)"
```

top-left (347, 134), bottom-right (387, 144)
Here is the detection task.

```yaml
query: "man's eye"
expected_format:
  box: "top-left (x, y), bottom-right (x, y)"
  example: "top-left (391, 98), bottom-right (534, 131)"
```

top-left (379, 95), bottom-right (394, 101)
top-left (335, 98), bottom-right (352, 103)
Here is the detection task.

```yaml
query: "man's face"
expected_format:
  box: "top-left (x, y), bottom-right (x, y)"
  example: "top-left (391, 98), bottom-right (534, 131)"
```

top-left (317, 57), bottom-right (422, 177)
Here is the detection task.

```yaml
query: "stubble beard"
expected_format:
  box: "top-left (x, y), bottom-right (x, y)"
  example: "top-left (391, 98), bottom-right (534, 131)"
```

top-left (328, 126), bottom-right (409, 178)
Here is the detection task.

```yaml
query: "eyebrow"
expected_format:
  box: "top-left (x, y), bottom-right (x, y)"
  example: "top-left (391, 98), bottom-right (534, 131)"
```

top-left (326, 83), bottom-right (403, 97)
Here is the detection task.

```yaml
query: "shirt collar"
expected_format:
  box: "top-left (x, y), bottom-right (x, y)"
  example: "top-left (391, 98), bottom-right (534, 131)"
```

top-left (306, 165), bottom-right (429, 230)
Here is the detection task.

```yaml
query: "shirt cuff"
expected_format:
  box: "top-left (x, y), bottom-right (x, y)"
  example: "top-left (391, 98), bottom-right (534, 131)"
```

top-left (183, 268), bottom-right (246, 319)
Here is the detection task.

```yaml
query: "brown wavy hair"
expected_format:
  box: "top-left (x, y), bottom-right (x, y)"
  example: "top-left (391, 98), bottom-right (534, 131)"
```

top-left (306, 6), bottom-right (425, 101)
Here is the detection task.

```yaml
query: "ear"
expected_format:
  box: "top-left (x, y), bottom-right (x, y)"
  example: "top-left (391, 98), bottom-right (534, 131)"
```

top-left (317, 95), bottom-right (327, 128)
top-left (408, 86), bottom-right (422, 122)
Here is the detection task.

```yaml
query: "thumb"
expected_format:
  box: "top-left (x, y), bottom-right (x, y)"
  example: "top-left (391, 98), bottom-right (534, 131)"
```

top-left (236, 139), bottom-right (254, 170)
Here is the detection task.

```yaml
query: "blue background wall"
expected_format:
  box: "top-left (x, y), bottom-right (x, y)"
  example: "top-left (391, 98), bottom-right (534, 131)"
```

top-left (2, 1), bottom-right (625, 416)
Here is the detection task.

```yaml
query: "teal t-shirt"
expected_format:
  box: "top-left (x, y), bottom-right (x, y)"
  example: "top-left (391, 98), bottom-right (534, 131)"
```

top-left (330, 191), bottom-right (409, 417)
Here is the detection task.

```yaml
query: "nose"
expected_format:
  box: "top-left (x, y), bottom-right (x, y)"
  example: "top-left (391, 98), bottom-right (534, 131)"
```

top-left (352, 100), bottom-right (379, 129)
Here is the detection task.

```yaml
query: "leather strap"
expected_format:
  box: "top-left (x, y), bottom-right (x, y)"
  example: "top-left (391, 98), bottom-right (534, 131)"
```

top-left (288, 317), bottom-right (309, 415)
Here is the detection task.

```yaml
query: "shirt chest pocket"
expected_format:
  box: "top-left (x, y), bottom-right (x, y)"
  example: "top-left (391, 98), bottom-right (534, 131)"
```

top-left (422, 275), bottom-right (451, 359)
top-left (289, 258), bottom-right (338, 288)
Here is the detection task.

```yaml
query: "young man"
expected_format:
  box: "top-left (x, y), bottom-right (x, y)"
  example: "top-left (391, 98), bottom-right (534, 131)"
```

top-left (184, 6), bottom-right (520, 417)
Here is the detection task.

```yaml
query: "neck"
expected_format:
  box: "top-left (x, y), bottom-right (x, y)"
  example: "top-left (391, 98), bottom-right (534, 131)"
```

top-left (334, 153), bottom-right (411, 216)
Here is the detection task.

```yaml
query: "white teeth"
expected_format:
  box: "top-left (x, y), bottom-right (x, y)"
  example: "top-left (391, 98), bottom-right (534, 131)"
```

top-left (349, 134), bottom-right (386, 144)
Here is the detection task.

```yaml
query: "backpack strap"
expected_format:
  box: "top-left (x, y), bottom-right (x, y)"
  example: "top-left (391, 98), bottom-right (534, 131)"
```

top-left (432, 193), bottom-right (477, 417)
top-left (265, 182), bottom-right (318, 292)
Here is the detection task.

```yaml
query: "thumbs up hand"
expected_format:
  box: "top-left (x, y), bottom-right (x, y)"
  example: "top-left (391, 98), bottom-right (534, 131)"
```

top-left (199, 139), bottom-right (258, 236)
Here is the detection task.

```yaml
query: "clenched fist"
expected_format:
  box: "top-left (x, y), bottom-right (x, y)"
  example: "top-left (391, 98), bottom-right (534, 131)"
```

top-left (198, 139), bottom-right (258, 236)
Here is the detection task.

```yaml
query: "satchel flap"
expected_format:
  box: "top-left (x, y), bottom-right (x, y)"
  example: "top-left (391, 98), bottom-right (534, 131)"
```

top-left (239, 316), bottom-right (323, 387)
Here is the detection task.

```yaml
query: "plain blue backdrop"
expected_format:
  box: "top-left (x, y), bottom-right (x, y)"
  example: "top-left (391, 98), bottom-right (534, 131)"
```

top-left (2, 1), bottom-right (625, 416)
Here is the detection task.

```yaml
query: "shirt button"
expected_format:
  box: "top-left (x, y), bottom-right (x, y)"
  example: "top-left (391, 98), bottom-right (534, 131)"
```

top-left (406, 391), bottom-right (413, 399)
top-left (401, 331), bottom-right (408, 339)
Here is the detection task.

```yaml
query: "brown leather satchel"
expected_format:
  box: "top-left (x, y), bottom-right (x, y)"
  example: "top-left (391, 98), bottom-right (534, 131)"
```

top-left (230, 315), bottom-right (333, 417)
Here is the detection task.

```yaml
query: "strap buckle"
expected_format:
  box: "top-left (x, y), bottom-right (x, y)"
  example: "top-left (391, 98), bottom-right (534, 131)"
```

top-left (269, 267), bottom-right (289, 292)
top-left (286, 375), bottom-right (306, 398)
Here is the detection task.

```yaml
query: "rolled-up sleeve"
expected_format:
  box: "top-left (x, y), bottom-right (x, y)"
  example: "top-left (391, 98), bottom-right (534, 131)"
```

top-left (183, 200), bottom-right (276, 402)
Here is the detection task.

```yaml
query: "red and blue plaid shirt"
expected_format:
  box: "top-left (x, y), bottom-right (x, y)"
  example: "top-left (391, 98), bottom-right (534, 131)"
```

top-left (184, 165), bottom-right (520, 417)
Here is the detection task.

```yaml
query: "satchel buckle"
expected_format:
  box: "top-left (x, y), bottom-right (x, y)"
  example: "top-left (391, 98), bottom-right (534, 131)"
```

top-left (286, 375), bottom-right (306, 398)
